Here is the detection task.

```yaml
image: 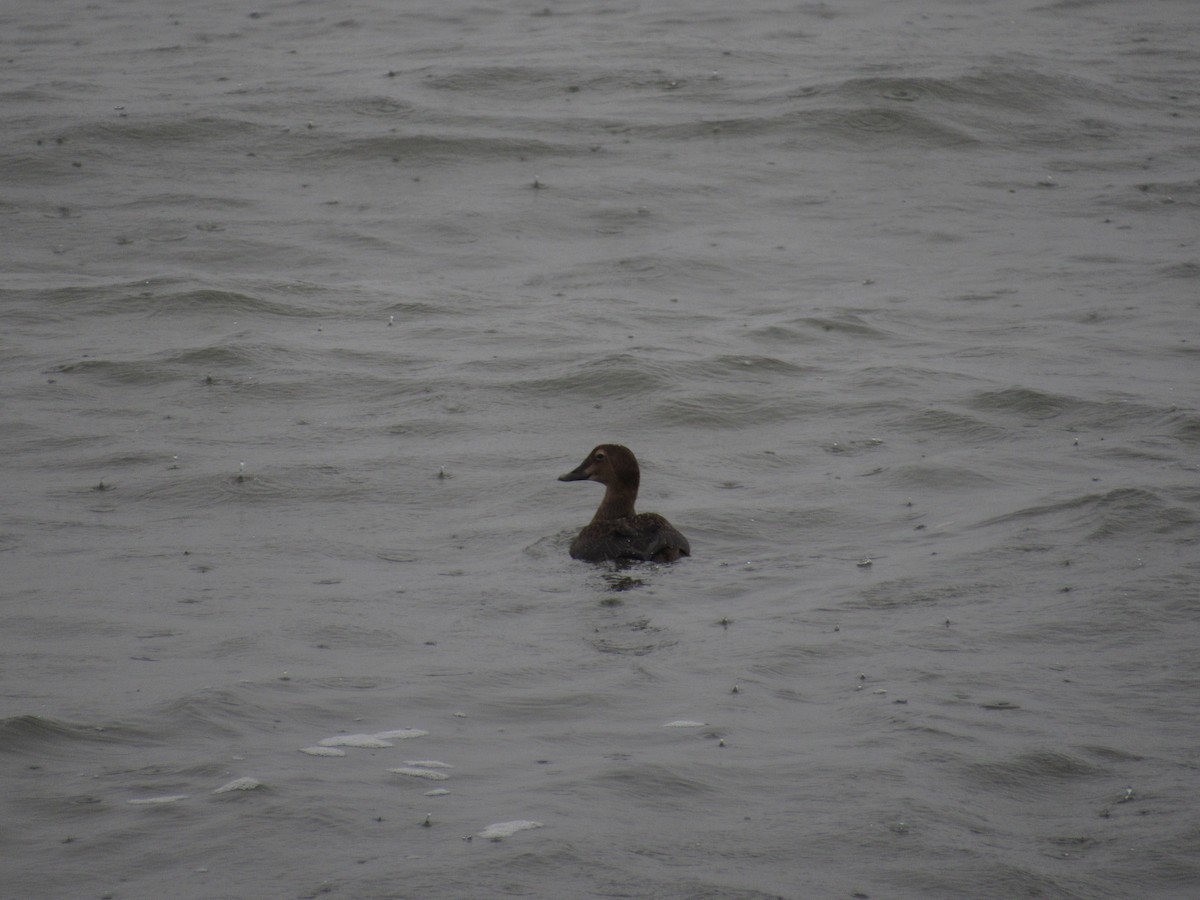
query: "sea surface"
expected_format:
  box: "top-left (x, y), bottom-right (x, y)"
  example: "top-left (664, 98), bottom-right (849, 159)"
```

top-left (2, 0), bottom-right (1198, 898)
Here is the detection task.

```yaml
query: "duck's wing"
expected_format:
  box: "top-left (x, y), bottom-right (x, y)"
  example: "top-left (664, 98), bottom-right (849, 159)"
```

top-left (615, 514), bottom-right (690, 563)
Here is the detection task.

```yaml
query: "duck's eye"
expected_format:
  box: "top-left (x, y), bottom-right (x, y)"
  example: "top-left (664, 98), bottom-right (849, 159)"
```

top-left (594, 451), bottom-right (605, 461)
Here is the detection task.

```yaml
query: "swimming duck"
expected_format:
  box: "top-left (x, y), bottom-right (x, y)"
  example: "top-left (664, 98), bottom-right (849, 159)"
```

top-left (559, 444), bottom-right (691, 563)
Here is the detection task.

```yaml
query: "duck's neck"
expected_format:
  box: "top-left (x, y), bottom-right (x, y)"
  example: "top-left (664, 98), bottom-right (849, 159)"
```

top-left (591, 480), bottom-right (638, 523)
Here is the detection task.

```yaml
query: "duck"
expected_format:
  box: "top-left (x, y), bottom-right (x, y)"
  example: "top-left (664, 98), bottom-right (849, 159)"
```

top-left (559, 444), bottom-right (691, 563)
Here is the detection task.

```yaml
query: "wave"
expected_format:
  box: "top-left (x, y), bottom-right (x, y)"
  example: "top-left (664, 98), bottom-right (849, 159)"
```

top-left (968, 386), bottom-right (1171, 431)
top-left (66, 115), bottom-right (277, 148)
top-left (0, 714), bottom-right (155, 755)
top-left (300, 133), bottom-right (579, 167)
top-left (891, 408), bottom-right (1011, 443)
top-left (976, 487), bottom-right (1198, 541)
top-left (511, 352), bottom-right (676, 401)
top-left (14, 279), bottom-right (329, 322)
top-left (647, 392), bottom-right (816, 429)
top-left (155, 688), bottom-right (282, 738)
top-left (963, 748), bottom-right (1109, 794)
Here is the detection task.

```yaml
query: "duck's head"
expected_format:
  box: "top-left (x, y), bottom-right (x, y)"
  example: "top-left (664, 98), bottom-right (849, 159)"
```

top-left (559, 444), bottom-right (640, 489)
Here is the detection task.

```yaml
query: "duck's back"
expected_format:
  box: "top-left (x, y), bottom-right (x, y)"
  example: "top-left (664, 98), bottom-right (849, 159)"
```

top-left (569, 512), bottom-right (691, 563)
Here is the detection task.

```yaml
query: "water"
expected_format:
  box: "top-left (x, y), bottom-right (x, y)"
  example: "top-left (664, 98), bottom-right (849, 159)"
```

top-left (2, 0), bottom-right (1199, 897)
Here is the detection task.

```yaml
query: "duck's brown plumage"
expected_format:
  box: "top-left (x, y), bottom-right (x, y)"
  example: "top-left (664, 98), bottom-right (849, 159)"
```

top-left (558, 444), bottom-right (691, 563)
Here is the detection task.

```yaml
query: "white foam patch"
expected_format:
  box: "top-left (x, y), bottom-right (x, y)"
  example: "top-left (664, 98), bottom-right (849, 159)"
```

top-left (300, 746), bottom-right (346, 757)
top-left (314, 728), bottom-right (429, 749)
top-left (317, 734), bottom-right (394, 748)
top-left (213, 777), bottom-right (262, 794)
top-left (424, 788), bottom-right (451, 797)
top-left (389, 767), bottom-right (450, 780)
top-left (477, 820), bottom-right (543, 841)
top-left (663, 720), bottom-right (706, 727)
top-left (127, 795), bottom-right (189, 805)
top-left (403, 760), bottom-right (452, 768)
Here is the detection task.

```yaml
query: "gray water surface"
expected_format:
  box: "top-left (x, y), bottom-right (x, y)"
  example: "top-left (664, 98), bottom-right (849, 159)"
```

top-left (2, 1), bottom-right (1199, 898)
